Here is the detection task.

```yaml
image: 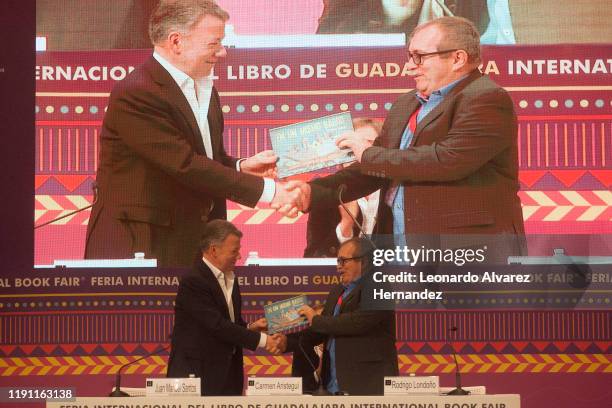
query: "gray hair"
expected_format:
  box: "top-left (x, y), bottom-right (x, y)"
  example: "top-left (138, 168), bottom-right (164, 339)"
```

top-left (199, 220), bottom-right (242, 253)
top-left (410, 16), bottom-right (481, 64)
top-left (148, 0), bottom-right (229, 45)
top-left (340, 236), bottom-right (375, 264)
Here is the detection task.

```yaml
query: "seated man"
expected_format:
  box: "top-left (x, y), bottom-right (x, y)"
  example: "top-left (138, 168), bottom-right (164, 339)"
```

top-left (283, 237), bottom-right (398, 395)
top-left (167, 220), bottom-right (282, 395)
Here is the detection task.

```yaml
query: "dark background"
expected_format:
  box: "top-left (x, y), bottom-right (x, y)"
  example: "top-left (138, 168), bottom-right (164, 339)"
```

top-left (0, 0), bottom-right (35, 271)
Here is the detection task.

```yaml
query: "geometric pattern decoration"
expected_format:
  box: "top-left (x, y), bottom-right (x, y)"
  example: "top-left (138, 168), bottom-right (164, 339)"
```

top-left (395, 342), bottom-right (612, 355)
top-left (396, 354), bottom-right (612, 374)
top-left (33, 190), bottom-right (612, 225)
top-left (33, 171), bottom-right (612, 195)
top-left (34, 195), bottom-right (92, 226)
top-left (521, 190), bottom-right (612, 222)
top-left (0, 344), bottom-right (170, 359)
top-left (3, 309), bottom-right (610, 346)
top-left (2, 354), bottom-right (610, 376)
top-left (33, 195), bottom-right (310, 226)
top-left (1, 342), bottom-right (610, 359)
top-left (0, 356), bottom-right (167, 377)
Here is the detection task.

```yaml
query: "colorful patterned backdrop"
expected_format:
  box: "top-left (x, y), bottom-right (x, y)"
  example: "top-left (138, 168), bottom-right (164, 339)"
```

top-left (33, 45), bottom-right (612, 265)
top-left (0, 265), bottom-right (610, 406)
top-left (23, 46), bottom-right (612, 406)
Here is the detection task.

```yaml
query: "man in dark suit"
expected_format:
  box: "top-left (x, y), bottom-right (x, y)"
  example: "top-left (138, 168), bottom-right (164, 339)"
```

top-left (167, 220), bottom-right (282, 395)
top-left (299, 16), bottom-right (526, 263)
top-left (85, 0), bottom-right (303, 267)
top-left (280, 237), bottom-right (398, 395)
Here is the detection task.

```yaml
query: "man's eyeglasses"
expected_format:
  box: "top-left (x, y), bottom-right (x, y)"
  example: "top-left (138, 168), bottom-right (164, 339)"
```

top-left (337, 255), bottom-right (363, 266)
top-left (407, 49), bottom-right (458, 65)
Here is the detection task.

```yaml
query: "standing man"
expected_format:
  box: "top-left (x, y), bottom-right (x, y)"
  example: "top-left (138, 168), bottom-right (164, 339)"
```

top-left (167, 220), bottom-right (282, 395)
top-left (280, 237), bottom-right (398, 395)
top-left (85, 0), bottom-right (301, 266)
top-left (300, 16), bottom-right (526, 263)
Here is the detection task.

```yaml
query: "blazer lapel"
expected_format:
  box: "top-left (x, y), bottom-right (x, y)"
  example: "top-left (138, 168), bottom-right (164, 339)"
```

top-left (412, 70), bottom-right (483, 146)
top-left (197, 260), bottom-right (231, 318)
top-left (146, 57), bottom-right (206, 154)
top-left (324, 286), bottom-right (344, 316)
top-left (339, 284), bottom-right (361, 313)
top-left (387, 96), bottom-right (421, 149)
top-left (230, 280), bottom-right (242, 323)
top-left (411, 102), bottom-right (445, 145)
top-left (208, 87), bottom-right (222, 160)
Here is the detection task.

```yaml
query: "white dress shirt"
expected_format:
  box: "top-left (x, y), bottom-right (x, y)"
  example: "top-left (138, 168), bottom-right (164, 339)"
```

top-left (336, 190), bottom-right (380, 243)
top-left (152, 51), bottom-right (275, 202)
top-left (202, 256), bottom-right (267, 348)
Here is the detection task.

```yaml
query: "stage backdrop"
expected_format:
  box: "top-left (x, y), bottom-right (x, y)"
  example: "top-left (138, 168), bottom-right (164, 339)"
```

top-left (34, 45), bottom-right (612, 265)
top-left (0, 264), bottom-right (610, 408)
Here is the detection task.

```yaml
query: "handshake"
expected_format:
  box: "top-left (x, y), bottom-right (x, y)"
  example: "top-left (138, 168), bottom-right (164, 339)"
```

top-left (247, 304), bottom-right (324, 355)
top-left (265, 333), bottom-right (288, 355)
top-left (271, 180), bottom-right (311, 218)
top-left (246, 317), bottom-right (288, 355)
top-left (239, 150), bottom-right (312, 218)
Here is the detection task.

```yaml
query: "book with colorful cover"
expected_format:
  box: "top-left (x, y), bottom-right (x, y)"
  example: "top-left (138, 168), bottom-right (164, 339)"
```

top-left (269, 112), bottom-right (355, 178)
top-left (264, 295), bottom-right (309, 334)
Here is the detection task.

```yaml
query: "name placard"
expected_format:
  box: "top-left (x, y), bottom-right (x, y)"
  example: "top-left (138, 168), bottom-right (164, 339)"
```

top-left (384, 376), bottom-right (439, 395)
top-left (246, 377), bottom-right (302, 396)
top-left (145, 378), bottom-right (200, 396)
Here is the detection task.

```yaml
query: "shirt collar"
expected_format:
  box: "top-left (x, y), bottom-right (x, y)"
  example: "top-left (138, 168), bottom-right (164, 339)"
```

top-left (153, 51), bottom-right (191, 88)
top-left (202, 256), bottom-right (234, 281)
top-left (153, 51), bottom-right (214, 91)
top-left (416, 73), bottom-right (469, 104)
top-left (343, 275), bottom-right (362, 291)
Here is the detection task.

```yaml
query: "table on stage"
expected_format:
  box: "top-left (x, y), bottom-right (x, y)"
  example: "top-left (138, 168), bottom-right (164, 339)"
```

top-left (47, 394), bottom-right (520, 408)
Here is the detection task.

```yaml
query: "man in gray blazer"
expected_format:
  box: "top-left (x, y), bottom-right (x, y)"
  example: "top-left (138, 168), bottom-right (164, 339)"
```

top-left (299, 16), bottom-right (526, 263)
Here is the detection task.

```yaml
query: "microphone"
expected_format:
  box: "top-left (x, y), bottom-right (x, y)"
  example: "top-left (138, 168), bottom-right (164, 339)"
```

top-left (34, 182), bottom-right (99, 229)
top-left (297, 335), bottom-right (330, 396)
top-left (445, 326), bottom-right (469, 396)
top-left (109, 343), bottom-right (170, 397)
top-left (337, 184), bottom-right (377, 250)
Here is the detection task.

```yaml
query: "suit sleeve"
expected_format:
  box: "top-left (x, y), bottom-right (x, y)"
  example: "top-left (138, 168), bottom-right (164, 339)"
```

top-left (360, 87), bottom-right (516, 182)
top-left (287, 328), bottom-right (327, 353)
top-left (310, 163), bottom-right (382, 210)
top-left (176, 275), bottom-right (260, 350)
top-left (107, 83), bottom-right (263, 207)
top-left (309, 309), bottom-right (391, 337)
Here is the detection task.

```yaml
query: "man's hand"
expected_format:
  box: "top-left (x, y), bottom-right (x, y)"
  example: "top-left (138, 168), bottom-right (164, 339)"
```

top-left (275, 333), bottom-right (287, 353)
top-left (240, 150), bottom-right (278, 178)
top-left (265, 333), bottom-right (287, 354)
top-left (298, 305), bottom-right (317, 325)
top-left (248, 317), bottom-right (267, 332)
top-left (271, 180), bottom-right (311, 217)
top-left (336, 127), bottom-right (377, 162)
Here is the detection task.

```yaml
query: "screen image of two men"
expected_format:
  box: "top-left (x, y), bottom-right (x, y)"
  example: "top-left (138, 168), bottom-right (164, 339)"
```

top-left (86, 0), bottom-right (527, 396)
